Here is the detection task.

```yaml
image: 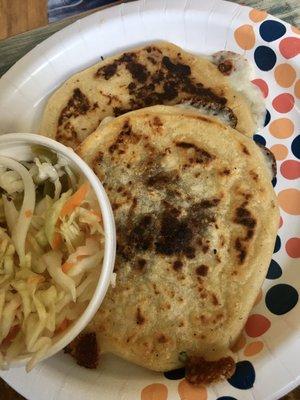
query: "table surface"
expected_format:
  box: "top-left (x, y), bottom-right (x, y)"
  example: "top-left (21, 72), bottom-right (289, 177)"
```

top-left (0, 0), bottom-right (299, 399)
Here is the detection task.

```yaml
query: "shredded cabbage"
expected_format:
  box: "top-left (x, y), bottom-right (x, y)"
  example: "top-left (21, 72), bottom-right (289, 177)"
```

top-left (0, 151), bottom-right (105, 371)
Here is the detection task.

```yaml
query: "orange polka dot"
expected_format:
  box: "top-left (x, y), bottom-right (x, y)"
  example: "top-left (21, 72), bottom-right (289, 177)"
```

top-left (234, 25), bottom-right (256, 50)
top-left (245, 314), bottom-right (271, 337)
top-left (295, 80), bottom-right (300, 99)
top-left (249, 9), bottom-right (267, 22)
top-left (272, 93), bottom-right (295, 113)
top-left (269, 118), bottom-right (294, 139)
top-left (286, 238), bottom-right (300, 258)
top-left (244, 341), bottom-right (264, 357)
top-left (141, 384), bottom-right (168, 400)
top-left (178, 379), bottom-right (207, 400)
top-left (274, 64), bottom-right (296, 88)
top-left (230, 333), bottom-right (246, 352)
top-left (254, 289), bottom-right (263, 306)
top-left (278, 189), bottom-right (300, 215)
top-left (292, 26), bottom-right (300, 35)
top-left (280, 160), bottom-right (300, 179)
top-left (270, 144), bottom-right (288, 160)
top-left (279, 216), bottom-right (283, 228)
top-left (279, 37), bottom-right (300, 59)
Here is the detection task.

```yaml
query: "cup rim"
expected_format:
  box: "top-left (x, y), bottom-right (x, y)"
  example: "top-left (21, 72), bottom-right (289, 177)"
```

top-left (0, 133), bottom-right (116, 367)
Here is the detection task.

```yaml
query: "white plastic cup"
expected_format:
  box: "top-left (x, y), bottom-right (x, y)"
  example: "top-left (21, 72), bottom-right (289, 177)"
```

top-left (0, 133), bottom-right (116, 368)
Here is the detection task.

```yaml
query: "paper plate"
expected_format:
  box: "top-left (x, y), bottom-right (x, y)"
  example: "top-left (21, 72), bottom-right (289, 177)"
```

top-left (0, 0), bottom-right (299, 399)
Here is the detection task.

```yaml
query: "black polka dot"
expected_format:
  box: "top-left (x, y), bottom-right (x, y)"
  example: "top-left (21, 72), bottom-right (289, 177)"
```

top-left (266, 284), bottom-right (299, 315)
top-left (164, 367), bottom-right (185, 380)
top-left (227, 361), bottom-right (255, 389)
top-left (264, 110), bottom-right (271, 127)
top-left (259, 20), bottom-right (286, 42)
top-left (254, 46), bottom-right (277, 71)
top-left (253, 134), bottom-right (266, 146)
top-left (266, 259), bottom-right (282, 279)
top-left (291, 135), bottom-right (300, 159)
top-left (273, 235), bottom-right (281, 253)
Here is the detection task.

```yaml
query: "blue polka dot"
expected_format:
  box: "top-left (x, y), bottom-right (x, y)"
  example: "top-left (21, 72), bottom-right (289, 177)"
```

top-left (259, 20), bottom-right (286, 42)
top-left (217, 398), bottom-right (237, 400)
top-left (253, 134), bottom-right (266, 146)
top-left (227, 361), bottom-right (255, 389)
top-left (254, 46), bottom-right (277, 71)
top-left (274, 235), bottom-right (281, 253)
top-left (264, 110), bottom-right (271, 127)
top-left (272, 177), bottom-right (277, 187)
top-left (291, 135), bottom-right (300, 159)
top-left (164, 367), bottom-right (185, 380)
top-left (266, 284), bottom-right (299, 315)
top-left (266, 259), bottom-right (282, 279)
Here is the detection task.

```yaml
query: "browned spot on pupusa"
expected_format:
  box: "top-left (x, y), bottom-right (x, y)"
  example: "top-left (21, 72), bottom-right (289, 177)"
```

top-left (186, 356), bottom-right (235, 385)
top-left (250, 170), bottom-right (259, 181)
top-left (173, 260), bottom-right (183, 271)
top-left (241, 144), bottom-right (250, 155)
top-left (196, 265), bottom-right (208, 276)
top-left (211, 293), bottom-right (219, 306)
top-left (157, 334), bottom-right (168, 343)
top-left (220, 168), bottom-right (231, 176)
top-left (218, 59), bottom-right (234, 75)
top-left (69, 332), bottom-right (99, 369)
top-left (234, 237), bottom-right (247, 264)
top-left (176, 142), bottom-right (215, 165)
top-left (134, 258), bottom-right (147, 270)
top-left (136, 307), bottom-right (145, 325)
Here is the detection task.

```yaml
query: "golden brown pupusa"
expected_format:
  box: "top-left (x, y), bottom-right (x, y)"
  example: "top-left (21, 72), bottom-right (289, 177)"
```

top-left (40, 41), bottom-right (256, 148)
top-left (71, 106), bottom-right (279, 384)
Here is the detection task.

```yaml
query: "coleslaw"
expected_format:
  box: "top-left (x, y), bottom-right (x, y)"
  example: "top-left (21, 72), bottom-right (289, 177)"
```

top-left (0, 148), bottom-right (104, 371)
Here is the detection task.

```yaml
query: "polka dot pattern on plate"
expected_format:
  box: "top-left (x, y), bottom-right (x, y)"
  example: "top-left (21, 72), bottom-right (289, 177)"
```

top-left (264, 110), bottom-right (271, 127)
top-left (278, 189), bottom-right (300, 215)
top-left (286, 238), bottom-right (300, 258)
top-left (270, 144), bottom-right (288, 161)
top-left (249, 9), bottom-right (267, 22)
top-left (274, 64), bottom-right (296, 88)
top-left (178, 380), bottom-right (207, 400)
top-left (141, 384), bottom-right (168, 400)
top-left (280, 160), bottom-right (300, 179)
top-left (227, 361), bottom-right (256, 389)
top-left (164, 368), bottom-right (185, 380)
top-left (245, 314), bottom-right (271, 337)
top-left (252, 79), bottom-right (269, 97)
top-left (266, 259), bottom-right (282, 279)
top-left (254, 46), bottom-right (277, 71)
top-left (244, 341), bottom-right (264, 357)
top-left (217, 398), bottom-right (237, 400)
top-left (272, 93), bottom-right (295, 113)
top-left (259, 20), bottom-right (286, 42)
top-left (253, 134), bottom-right (266, 145)
top-left (274, 235), bottom-right (281, 253)
top-left (234, 25), bottom-right (255, 50)
top-left (291, 135), bottom-right (300, 159)
top-left (266, 284), bottom-right (299, 315)
top-left (279, 37), bottom-right (300, 59)
top-left (269, 118), bottom-right (294, 138)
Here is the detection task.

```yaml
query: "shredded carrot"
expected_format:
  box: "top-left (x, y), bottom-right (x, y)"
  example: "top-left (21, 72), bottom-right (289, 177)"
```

top-left (60, 182), bottom-right (90, 218)
top-left (25, 209), bottom-right (33, 218)
top-left (76, 254), bottom-right (88, 261)
top-left (56, 319), bottom-right (70, 333)
top-left (27, 275), bottom-right (45, 285)
top-left (62, 262), bottom-right (75, 274)
top-left (51, 232), bottom-right (62, 250)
